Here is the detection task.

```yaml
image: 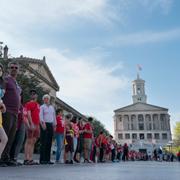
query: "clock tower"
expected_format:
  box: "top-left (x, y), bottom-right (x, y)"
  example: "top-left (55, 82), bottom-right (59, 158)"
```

top-left (132, 74), bottom-right (147, 104)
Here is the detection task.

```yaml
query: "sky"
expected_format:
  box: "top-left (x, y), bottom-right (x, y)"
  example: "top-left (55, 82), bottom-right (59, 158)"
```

top-left (0, 0), bottom-right (180, 135)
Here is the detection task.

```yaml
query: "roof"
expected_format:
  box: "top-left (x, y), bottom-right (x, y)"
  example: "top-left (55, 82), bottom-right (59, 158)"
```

top-left (55, 97), bottom-right (88, 120)
top-left (13, 56), bottom-right (59, 91)
top-left (114, 102), bottom-right (168, 113)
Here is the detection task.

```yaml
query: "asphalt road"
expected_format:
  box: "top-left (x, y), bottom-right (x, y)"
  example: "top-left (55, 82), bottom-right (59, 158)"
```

top-left (0, 161), bottom-right (180, 180)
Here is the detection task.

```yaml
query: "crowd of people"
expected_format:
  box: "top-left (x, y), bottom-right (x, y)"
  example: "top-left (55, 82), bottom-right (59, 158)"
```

top-left (0, 61), bottom-right (179, 167)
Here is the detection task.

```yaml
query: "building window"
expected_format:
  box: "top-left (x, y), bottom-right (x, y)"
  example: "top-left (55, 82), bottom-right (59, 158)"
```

top-left (128, 123), bottom-right (130, 130)
top-left (162, 133), bottom-right (167, 140)
top-left (153, 114), bottom-right (159, 130)
top-left (137, 87), bottom-right (141, 94)
top-left (139, 133), bottom-right (144, 139)
top-left (125, 133), bottom-right (130, 139)
top-left (119, 116), bottom-right (122, 122)
top-left (147, 133), bottom-right (152, 139)
top-left (138, 114), bottom-right (144, 130)
top-left (118, 133), bottom-right (123, 139)
top-left (146, 115), bottom-right (152, 130)
top-left (154, 133), bottom-right (160, 139)
top-left (131, 115), bottom-right (136, 130)
top-left (132, 133), bottom-right (137, 139)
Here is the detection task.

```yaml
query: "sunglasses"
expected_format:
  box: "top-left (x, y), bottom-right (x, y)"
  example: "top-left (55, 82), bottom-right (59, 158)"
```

top-left (10, 66), bottom-right (18, 70)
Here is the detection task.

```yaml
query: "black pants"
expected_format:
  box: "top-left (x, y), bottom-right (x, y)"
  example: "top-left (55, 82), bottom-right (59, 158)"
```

top-left (100, 147), bottom-right (104, 162)
top-left (111, 149), bottom-right (115, 161)
top-left (40, 123), bottom-right (53, 163)
top-left (1, 112), bottom-right (17, 162)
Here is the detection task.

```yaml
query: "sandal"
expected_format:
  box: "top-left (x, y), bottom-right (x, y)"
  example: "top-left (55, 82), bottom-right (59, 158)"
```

top-left (29, 160), bottom-right (39, 165)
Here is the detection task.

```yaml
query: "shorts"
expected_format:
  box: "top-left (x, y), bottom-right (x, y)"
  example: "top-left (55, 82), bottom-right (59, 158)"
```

top-left (84, 138), bottom-right (92, 151)
top-left (26, 125), bottom-right (40, 139)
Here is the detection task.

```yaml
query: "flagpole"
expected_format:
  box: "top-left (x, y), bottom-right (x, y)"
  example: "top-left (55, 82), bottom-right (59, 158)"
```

top-left (137, 64), bottom-right (142, 79)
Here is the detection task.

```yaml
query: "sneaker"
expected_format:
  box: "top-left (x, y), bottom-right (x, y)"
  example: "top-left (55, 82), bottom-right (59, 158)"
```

top-left (65, 160), bottom-right (69, 164)
top-left (74, 159), bottom-right (80, 163)
top-left (47, 161), bottom-right (54, 165)
top-left (40, 161), bottom-right (48, 165)
top-left (84, 159), bottom-right (91, 163)
top-left (11, 159), bottom-right (22, 166)
top-left (6, 160), bottom-right (17, 166)
top-left (69, 160), bottom-right (73, 164)
top-left (0, 160), bottom-right (7, 167)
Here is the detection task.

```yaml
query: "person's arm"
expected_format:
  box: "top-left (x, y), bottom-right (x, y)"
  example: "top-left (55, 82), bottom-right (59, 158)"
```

top-left (0, 102), bottom-right (6, 113)
top-left (53, 106), bottom-right (57, 127)
top-left (27, 110), bottom-right (34, 129)
top-left (40, 105), bottom-right (46, 130)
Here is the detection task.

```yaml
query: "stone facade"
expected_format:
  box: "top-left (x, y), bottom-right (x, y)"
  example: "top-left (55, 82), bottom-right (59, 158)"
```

top-left (114, 75), bottom-right (172, 154)
top-left (1, 46), bottom-right (86, 120)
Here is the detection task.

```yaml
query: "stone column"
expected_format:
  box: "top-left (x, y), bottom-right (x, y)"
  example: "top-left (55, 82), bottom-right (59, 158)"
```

top-left (157, 114), bottom-right (160, 130)
top-left (151, 114), bottom-right (153, 130)
top-left (136, 114), bottom-right (139, 130)
top-left (143, 114), bottom-right (146, 130)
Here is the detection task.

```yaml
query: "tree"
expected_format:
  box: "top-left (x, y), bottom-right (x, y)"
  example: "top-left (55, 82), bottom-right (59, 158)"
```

top-left (90, 117), bottom-right (110, 137)
top-left (0, 58), bottom-right (48, 104)
top-left (173, 121), bottom-right (180, 146)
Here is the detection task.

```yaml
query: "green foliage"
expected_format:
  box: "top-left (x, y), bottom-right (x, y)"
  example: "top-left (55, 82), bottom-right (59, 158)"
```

top-left (0, 58), bottom-right (48, 104)
top-left (173, 121), bottom-right (180, 146)
top-left (90, 117), bottom-right (110, 137)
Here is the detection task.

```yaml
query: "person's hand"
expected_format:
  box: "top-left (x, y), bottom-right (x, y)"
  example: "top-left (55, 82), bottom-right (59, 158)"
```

top-left (0, 102), bottom-right (6, 112)
top-left (30, 123), bottom-right (35, 130)
top-left (41, 122), bottom-right (47, 130)
top-left (53, 126), bottom-right (56, 132)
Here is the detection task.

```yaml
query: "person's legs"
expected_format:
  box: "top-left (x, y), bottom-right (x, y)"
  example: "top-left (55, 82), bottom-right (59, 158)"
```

top-left (84, 139), bottom-right (88, 160)
top-left (55, 134), bottom-right (60, 162)
top-left (14, 124), bottom-right (25, 160)
top-left (1, 113), bottom-right (17, 163)
top-left (56, 134), bottom-right (64, 162)
top-left (45, 123), bottom-right (53, 162)
top-left (73, 137), bottom-right (77, 161)
top-left (10, 124), bottom-right (25, 161)
top-left (0, 128), bottom-right (8, 158)
top-left (29, 138), bottom-right (37, 161)
top-left (111, 149), bottom-right (115, 162)
top-left (100, 147), bottom-right (104, 162)
top-left (40, 127), bottom-right (46, 163)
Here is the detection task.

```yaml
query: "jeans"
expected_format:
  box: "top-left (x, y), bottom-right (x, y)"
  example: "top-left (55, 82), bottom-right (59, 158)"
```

top-left (10, 123), bottom-right (25, 160)
top-left (73, 137), bottom-right (78, 153)
top-left (55, 133), bottom-right (64, 161)
top-left (1, 112), bottom-right (17, 162)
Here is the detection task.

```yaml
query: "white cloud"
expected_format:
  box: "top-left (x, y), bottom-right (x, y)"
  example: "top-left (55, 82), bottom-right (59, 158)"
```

top-left (36, 48), bottom-right (130, 134)
top-left (0, 0), bottom-right (118, 28)
top-left (110, 28), bottom-right (180, 46)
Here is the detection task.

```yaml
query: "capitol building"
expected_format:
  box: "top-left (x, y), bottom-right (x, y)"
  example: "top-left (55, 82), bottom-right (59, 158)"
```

top-left (114, 74), bottom-right (172, 154)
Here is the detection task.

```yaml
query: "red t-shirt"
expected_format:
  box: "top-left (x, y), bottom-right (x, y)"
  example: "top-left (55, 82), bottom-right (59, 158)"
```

top-left (72, 123), bottom-right (79, 138)
top-left (56, 115), bottom-right (65, 134)
top-left (25, 101), bottom-right (40, 125)
top-left (83, 122), bottom-right (92, 139)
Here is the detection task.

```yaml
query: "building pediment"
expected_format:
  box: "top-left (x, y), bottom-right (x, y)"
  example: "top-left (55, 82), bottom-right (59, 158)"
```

top-left (114, 102), bottom-right (168, 113)
top-left (13, 56), bottom-right (59, 91)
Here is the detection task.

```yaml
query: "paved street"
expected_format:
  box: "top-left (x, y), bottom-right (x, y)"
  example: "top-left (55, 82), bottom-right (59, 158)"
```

top-left (0, 161), bottom-right (179, 180)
